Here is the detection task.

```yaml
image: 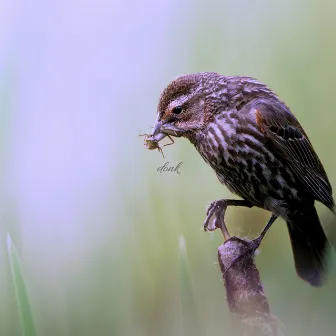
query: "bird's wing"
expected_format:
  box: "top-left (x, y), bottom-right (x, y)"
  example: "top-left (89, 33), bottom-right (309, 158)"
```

top-left (254, 99), bottom-right (334, 210)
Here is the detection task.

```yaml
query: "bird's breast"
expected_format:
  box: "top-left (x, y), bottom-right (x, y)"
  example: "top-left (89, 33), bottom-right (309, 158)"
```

top-left (198, 113), bottom-right (269, 168)
top-left (194, 113), bottom-right (298, 208)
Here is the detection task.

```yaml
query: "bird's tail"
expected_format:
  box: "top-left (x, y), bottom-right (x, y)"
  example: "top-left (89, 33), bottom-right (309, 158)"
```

top-left (287, 206), bottom-right (329, 286)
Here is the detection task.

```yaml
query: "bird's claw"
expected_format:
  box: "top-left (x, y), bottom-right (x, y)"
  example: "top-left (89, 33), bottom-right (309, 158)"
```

top-left (203, 199), bottom-right (228, 232)
top-left (222, 237), bottom-right (262, 276)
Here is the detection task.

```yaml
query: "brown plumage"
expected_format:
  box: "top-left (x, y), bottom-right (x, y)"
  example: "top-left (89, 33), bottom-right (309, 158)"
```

top-left (148, 72), bottom-right (334, 286)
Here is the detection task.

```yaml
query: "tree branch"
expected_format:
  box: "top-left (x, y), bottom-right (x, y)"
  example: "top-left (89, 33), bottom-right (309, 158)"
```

top-left (215, 228), bottom-right (284, 335)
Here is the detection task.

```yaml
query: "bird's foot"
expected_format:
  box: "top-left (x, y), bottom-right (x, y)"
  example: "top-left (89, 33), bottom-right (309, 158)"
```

top-left (203, 199), bottom-right (253, 239)
top-left (222, 236), bottom-right (263, 276)
top-left (222, 214), bottom-right (278, 275)
top-left (203, 199), bottom-right (228, 232)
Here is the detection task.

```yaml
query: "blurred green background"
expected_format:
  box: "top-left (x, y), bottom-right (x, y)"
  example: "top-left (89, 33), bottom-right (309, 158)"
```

top-left (1, 0), bottom-right (336, 335)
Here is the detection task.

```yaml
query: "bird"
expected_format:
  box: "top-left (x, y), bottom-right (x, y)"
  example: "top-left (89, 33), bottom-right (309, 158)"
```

top-left (149, 72), bottom-right (334, 286)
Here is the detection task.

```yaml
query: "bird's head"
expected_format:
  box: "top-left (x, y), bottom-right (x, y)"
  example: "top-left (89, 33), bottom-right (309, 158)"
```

top-left (150, 72), bottom-right (227, 142)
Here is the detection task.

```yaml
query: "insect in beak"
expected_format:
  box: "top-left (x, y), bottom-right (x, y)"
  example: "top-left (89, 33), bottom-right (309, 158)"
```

top-left (139, 133), bottom-right (175, 159)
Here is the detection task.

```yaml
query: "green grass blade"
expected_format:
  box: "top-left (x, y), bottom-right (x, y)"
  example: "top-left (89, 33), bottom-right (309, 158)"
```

top-left (6, 233), bottom-right (36, 336)
top-left (179, 235), bottom-right (202, 336)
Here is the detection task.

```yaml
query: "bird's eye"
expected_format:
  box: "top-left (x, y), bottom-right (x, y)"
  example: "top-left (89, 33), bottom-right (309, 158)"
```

top-left (172, 106), bottom-right (183, 114)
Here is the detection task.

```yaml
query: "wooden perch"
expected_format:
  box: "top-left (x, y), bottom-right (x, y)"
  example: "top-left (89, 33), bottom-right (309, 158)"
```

top-left (211, 211), bottom-right (284, 335)
top-left (218, 237), bottom-right (282, 335)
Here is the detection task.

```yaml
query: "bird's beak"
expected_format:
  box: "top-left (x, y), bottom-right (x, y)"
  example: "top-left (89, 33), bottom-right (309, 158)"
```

top-left (143, 119), bottom-right (184, 152)
top-left (152, 121), bottom-right (163, 137)
top-left (151, 120), bottom-right (184, 140)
